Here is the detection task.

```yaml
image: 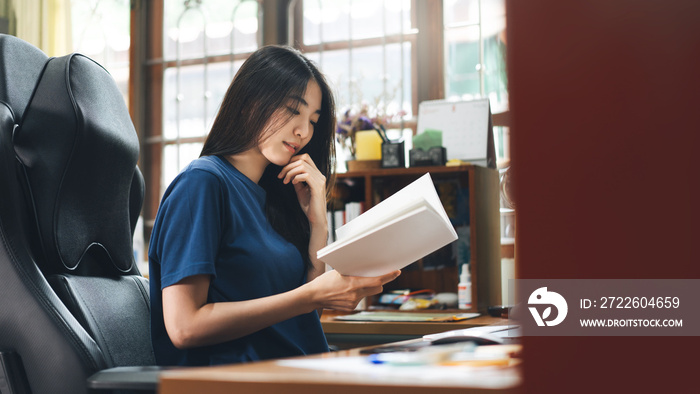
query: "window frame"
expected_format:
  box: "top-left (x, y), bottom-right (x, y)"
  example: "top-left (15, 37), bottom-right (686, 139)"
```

top-left (134, 0), bottom-right (266, 237)
top-left (289, 0), bottom-right (445, 131)
top-left (133, 0), bottom-right (502, 239)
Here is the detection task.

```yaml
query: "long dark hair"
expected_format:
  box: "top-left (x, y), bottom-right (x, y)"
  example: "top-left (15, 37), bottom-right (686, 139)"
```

top-left (200, 45), bottom-right (336, 269)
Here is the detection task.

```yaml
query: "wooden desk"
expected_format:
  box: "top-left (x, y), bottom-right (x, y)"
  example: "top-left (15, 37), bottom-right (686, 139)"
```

top-left (321, 310), bottom-right (505, 335)
top-left (321, 310), bottom-right (506, 349)
top-left (159, 340), bottom-right (521, 394)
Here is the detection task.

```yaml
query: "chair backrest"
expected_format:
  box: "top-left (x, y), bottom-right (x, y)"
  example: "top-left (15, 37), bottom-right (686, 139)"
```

top-left (0, 34), bottom-right (154, 394)
top-left (0, 34), bottom-right (47, 121)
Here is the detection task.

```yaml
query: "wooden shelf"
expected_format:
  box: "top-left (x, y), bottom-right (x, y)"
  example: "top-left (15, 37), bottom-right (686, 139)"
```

top-left (336, 164), bottom-right (475, 178)
top-left (330, 165), bottom-right (502, 313)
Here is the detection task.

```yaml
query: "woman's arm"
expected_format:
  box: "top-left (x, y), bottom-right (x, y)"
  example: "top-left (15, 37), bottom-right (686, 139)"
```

top-left (306, 218), bottom-right (329, 282)
top-left (162, 269), bottom-right (400, 349)
top-left (278, 153), bottom-right (330, 283)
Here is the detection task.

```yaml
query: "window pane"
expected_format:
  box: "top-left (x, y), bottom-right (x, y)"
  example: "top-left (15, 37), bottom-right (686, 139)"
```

top-left (443, 0), bottom-right (508, 164)
top-left (164, 0), bottom-right (260, 60)
top-left (163, 65), bottom-right (207, 140)
top-left (494, 125), bottom-right (509, 162)
top-left (398, 41), bottom-right (412, 119)
top-left (304, 0), bottom-right (411, 45)
top-left (165, 3), bottom-right (208, 60)
top-left (444, 25), bottom-right (480, 99)
top-left (158, 1), bottom-right (260, 201)
top-left (482, 1), bottom-right (507, 110)
top-left (444, 0), bottom-right (507, 103)
top-left (162, 143), bottom-right (203, 195)
top-left (301, 0), bottom-right (413, 135)
top-left (350, 0), bottom-right (384, 40)
top-left (206, 60), bottom-right (246, 125)
top-left (312, 43), bottom-right (411, 119)
top-left (384, 0), bottom-right (412, 36)
top-left (71, 0), bottom-right (130, 104)
top-left (444, 0), bottom-right (480, 26)
top-left (163, 61), bottom-right (245, 141)
top-left (305, 50), bottom-right (351, 107)
top-left (348, 46), bottom-right (386, 106)
top-left (304, 0), bottom-right (349, 45)
top-left (483, 33), bottom-right (508, 109)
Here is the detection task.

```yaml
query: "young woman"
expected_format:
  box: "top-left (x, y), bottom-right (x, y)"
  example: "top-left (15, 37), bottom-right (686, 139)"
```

top-left (148, 45), bottom-right (400, 366)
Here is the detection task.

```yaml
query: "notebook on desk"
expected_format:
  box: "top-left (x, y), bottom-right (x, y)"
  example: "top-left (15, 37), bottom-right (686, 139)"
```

top-left (334, 311), bottom-right (480, 322)
top-left (423, 325), bottom-right (521, 345)
top-left (358, 325), bottom-right (520, 355)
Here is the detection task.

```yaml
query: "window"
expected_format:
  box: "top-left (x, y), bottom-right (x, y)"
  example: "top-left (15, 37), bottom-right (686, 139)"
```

top-left (443, 0), bottom-right (508, 162)
top-left (295, 0), bottom-right (413, 117)
top-left (71, 0), bottom-right (131, 105)
top-left (160, 0), bottom-right (261, 191)
top-left (291, 0), bottom-right (415, 169)
top-left (137, 1), bottom-right (509, 236)
top-left (140, 0), bottom-right (262, 231)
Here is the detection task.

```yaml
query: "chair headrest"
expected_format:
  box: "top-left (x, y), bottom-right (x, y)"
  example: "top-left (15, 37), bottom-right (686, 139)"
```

top-left (0, 34), bottom-right (49, 121)
top-left (13, 53), bottom-right (140, 274)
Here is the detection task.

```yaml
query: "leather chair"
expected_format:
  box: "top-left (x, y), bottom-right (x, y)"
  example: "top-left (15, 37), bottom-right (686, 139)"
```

top-left (0, 34), bottom-right (159, 394)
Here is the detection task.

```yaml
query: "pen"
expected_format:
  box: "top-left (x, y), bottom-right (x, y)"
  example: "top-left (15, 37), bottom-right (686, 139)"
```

top-left (367, 343), bottom-right (518, 367)
top-left (368, 352), bottom-right (439, 366)
top-left (366, 346), bottom-right (459, 366)
top-left (373, 123), bottom-right (389, 142)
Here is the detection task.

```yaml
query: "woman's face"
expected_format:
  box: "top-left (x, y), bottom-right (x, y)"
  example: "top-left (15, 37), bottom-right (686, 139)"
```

top-left (258, 79), bottom-right (322, 166)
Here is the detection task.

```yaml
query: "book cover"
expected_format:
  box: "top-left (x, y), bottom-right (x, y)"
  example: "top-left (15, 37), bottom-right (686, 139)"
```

top-left (317, 173), bottom-right (458, 277)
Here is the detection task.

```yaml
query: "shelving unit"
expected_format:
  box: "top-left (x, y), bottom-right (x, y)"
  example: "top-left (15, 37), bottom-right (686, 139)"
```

top-left (331, 164), bottom-right (502, 313)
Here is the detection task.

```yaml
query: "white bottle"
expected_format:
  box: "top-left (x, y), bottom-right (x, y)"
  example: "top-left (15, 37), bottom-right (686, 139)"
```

top-left (457, 263), bottom-right (472, 310)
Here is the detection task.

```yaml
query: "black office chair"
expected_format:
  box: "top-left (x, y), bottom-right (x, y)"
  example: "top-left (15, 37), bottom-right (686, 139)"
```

top-left (0, 34), bottom-right (160, 394)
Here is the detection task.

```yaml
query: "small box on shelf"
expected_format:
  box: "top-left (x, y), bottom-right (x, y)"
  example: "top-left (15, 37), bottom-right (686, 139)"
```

top-left (409, 146), bottom-right (446, 167)
top-left (381, 139), bottom-right (405, 168)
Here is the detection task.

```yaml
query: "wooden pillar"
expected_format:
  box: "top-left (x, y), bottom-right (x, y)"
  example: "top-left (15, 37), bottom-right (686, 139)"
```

top-left (507, 0), bottom-right (700, 392)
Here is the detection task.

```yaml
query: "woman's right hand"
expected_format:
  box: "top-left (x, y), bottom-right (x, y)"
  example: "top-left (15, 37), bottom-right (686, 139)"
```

top-left (306, 269), bottom-right (401, 311)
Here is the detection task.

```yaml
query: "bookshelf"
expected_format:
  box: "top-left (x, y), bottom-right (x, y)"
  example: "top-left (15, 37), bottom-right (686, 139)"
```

top-left (330, 165), bottom-right (502, 313)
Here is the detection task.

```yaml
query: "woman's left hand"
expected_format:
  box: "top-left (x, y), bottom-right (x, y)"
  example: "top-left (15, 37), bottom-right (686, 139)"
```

top-left (278, 153), bottom-right (327, 226)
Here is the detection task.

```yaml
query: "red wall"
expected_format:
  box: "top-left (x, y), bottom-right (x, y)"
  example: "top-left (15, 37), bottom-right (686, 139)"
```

top-left (507, 1), bottom-right (700, 392)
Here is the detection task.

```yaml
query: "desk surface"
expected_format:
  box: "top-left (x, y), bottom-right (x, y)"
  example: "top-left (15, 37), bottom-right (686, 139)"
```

top-left (320, 310), bottom-right (505, 336)
top-left (159, 343), bottom-right (521, 394)
top-left (159, 313), bottom-right (519, 394)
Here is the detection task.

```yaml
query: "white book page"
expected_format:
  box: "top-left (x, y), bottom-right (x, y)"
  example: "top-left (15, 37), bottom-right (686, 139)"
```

top-left (335, 173), bottom-right (455, 241)
top-left (318, 205), bottom-right (458, 276)
top-left (320, 202), bottom-right (437, 256)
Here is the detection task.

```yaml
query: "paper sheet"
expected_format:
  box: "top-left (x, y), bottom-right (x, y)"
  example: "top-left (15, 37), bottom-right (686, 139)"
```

top-left (277, 356), bottom-right (521, 389)
top-left (417, 98), bottom-right (491, 163)
top-left (317, 173), bottom-right (458, 277)
top-left (335, 173), bottom-right (454, 241)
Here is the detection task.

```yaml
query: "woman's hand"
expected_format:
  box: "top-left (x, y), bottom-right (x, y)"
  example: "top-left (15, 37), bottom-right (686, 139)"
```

top-left (278, 153), bottom-right (327, 226)
top-left (305, 270), bottom-right (402, 311)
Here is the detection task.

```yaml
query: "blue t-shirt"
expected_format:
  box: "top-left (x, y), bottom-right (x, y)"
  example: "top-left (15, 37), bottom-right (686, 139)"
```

top-left (148, 155), bottom-right (328, 366)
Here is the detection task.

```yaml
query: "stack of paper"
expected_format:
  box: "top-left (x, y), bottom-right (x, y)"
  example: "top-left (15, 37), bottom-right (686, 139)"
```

top-left (334, 311), bottom-right (480, 322)
top-left (317, 173), bottom-right (458, 277)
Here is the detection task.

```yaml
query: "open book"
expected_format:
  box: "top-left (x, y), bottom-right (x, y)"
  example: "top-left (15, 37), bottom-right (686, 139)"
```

top-left (317, 173), bottom-right (458, 277)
